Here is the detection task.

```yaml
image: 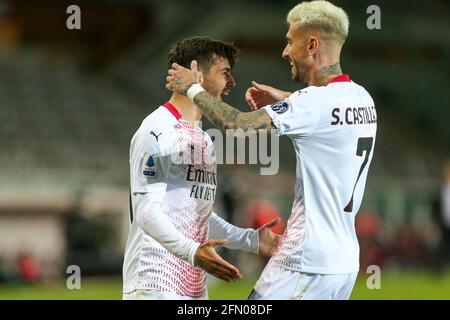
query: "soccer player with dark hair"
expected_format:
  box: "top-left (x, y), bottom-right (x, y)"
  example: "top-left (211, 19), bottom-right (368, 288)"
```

top-left (123, 36), bottom-right (280, 300)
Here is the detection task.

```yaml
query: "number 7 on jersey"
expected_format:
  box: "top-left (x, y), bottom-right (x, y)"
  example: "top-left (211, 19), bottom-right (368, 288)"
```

top-left (344, 137), bottom-right (374, 213)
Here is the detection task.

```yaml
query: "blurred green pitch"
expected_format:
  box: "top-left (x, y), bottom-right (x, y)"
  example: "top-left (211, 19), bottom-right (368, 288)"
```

top-left (1, 271), bottom-right (450, 300)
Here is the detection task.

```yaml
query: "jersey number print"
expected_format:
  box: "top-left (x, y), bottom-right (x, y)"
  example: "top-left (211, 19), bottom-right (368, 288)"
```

top-left (344, 137), bottom-right (374, 212)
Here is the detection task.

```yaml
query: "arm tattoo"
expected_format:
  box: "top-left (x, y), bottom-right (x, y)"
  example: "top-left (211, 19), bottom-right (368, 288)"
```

top-left (193, 91), bottom-right (275, 132)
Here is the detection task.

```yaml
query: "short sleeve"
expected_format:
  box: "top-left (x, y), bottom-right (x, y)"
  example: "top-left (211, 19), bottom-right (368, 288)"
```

top-left (263, 90), bottom-right (321, 139)
top-left (130, 130), bottom-right (174, 200)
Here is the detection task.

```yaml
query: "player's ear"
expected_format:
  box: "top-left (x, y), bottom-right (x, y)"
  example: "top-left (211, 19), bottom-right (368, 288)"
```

top-left (198, 71), bottom-right (204, 85)
top-left (196, 64), bottom-right (205, 85)
top-left (308, 36), bottom-right (319, 55)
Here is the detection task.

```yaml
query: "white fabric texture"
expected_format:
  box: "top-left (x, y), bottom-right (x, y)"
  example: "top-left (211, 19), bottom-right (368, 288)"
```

top-left (250, 264), bottom-right (358, 300)
top-left (262, 78), bottom-right (377, 274)
top-left (209, 212), bottom-right (259, 254)
top-left (134, 193), bottom-right (200, 267)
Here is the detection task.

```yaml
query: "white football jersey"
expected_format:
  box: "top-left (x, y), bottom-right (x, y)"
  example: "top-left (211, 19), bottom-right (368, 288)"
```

top-left (263, 75), bottom-right (377, 274)
top-left (123, 102), bottom-right (217, 297)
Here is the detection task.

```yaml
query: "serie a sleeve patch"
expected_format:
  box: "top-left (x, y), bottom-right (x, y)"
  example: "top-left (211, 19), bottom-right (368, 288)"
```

top-left (270, 101), bottom-right (290, 114)
top-left (143, 155), bottom-right (157, 177)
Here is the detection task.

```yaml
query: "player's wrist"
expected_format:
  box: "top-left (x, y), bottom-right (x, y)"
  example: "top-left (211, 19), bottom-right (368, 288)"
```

top-left (186, 83), bottom-right (205, 101)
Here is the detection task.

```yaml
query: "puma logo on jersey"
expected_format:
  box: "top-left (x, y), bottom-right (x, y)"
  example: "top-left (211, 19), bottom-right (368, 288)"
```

top-left (150, 131), bottom-right (162, 141)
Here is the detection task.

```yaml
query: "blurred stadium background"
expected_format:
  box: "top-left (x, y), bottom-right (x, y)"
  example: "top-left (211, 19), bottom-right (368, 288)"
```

top-left (0, 0), bottom-right (449, 299)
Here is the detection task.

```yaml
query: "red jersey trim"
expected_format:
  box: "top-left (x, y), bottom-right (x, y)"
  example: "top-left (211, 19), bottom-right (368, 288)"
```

top-left (163, 102), bottom-right (182, 120)
top-left (329, 74), bottom-right (351, 83)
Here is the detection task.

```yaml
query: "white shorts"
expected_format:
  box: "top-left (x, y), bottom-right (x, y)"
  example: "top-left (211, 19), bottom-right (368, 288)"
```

top-left (249, 265), bottom-right (358, 300)
top-left (123, 289), bottom-right (208, 300)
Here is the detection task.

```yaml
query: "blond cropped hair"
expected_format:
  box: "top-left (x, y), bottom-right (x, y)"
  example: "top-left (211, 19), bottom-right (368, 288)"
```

top-left (287, 1), bottom-right (349, 43)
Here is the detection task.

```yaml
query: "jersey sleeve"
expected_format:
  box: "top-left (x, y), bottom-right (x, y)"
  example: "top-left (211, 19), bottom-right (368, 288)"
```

top-left (209, 212), bottom-right (259, 254)
top-left (131, 128), bottom-right (174, 199)
top-left (263, 90), bottom-right (321, 139)
top-left (134, 193), bottom-right (200, 266)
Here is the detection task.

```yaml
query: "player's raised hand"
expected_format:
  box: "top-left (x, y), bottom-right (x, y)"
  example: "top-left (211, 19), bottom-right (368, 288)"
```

top-left (166, 60), bottom-right (203, 96)
top-left (257, 218), bottom-right (282, 257)
top-left (245, 81), bottom-right (292, 110)
top-left (194, 239), bottom-right (243, 282)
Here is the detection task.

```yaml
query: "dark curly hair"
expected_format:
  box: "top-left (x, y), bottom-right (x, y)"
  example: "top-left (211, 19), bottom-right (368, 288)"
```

top-left (168, 36), bottom-right (239, 72)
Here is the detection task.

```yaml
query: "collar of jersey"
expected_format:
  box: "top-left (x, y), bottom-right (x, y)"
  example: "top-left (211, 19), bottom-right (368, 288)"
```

top-left (164, 102), bottom-right (198, 130)
top-left (329, 74), bottom-right (351, 83)
top-left (163, 102), bottom-right (182, 120)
